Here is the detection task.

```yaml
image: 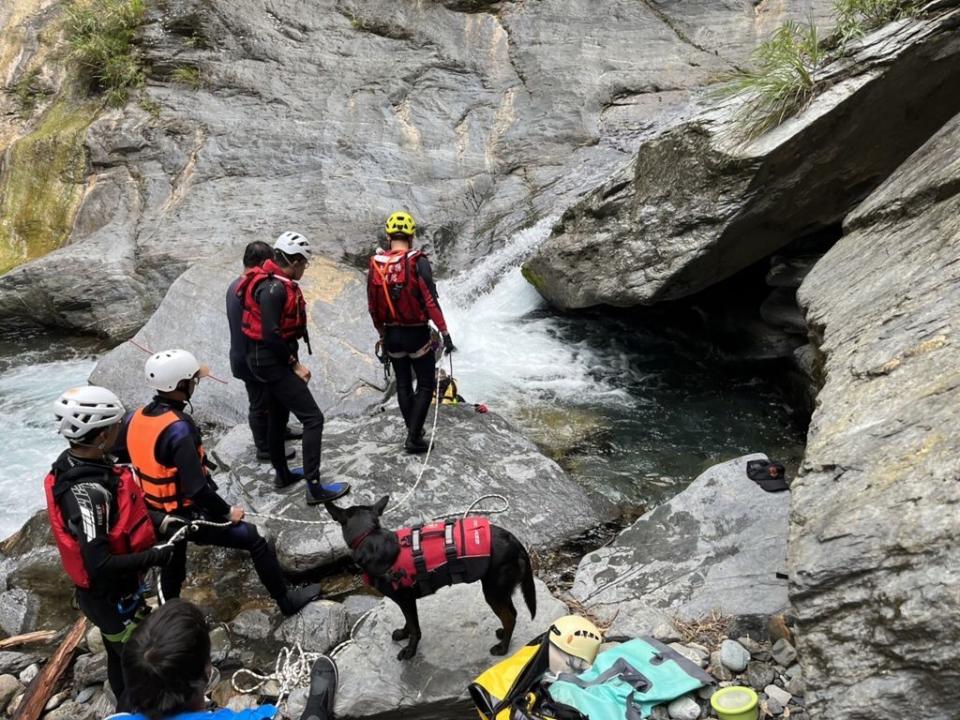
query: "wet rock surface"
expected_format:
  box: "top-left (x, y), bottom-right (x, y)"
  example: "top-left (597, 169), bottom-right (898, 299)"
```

top-left (89, 254), bottom-right (383, 428)
top-left (571, 454), bottom-right (790, 627)
top-left (791, 110), bottom-right (960, 719)
top-left (212, 406), bottom-right (615, 572)
top-left (333, 579), bottom-right (564, 720)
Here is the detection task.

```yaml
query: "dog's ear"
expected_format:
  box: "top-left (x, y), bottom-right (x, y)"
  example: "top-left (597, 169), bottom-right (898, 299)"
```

top-left (324, 501), bottom-right (346, 525)
top-left (373, 495), bottom-right (389, 517)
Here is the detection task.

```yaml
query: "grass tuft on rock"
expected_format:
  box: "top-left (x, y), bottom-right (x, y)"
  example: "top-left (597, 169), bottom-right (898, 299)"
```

top-left (170, 65), bottom-right (202, 89)
top-left (720, 21), bottom-right (824, 140)
top-left (64, 0), bottom-right (147, 107)
top-left (833, 0), bottom-right (919, 44)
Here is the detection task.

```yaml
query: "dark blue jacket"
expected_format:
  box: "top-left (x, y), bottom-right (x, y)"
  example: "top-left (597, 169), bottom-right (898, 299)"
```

top-left (226, 276), bottom-right (255, 382)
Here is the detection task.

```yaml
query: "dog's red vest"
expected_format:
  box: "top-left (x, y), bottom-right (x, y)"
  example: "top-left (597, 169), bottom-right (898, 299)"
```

top-left (365, 517), bottom-right (492, 598)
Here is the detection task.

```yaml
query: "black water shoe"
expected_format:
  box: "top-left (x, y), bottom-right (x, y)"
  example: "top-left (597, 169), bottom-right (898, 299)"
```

top-left (278, 583), bottom-right (323, 616)
top-left (302, 656), bottom-right (338, 719)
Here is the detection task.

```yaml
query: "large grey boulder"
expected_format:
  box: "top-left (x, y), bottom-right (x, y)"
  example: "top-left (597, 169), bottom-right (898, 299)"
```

top-left (571, 455), bottom-right (790, 627)
top-left (524, 8), bottom-right (960, 310)
top-left (333, 579), bottom-right (565, 720)
top-left (789, 111), bottom-right (960, 720)
top-left (0, 0), bottom-right (830, 337)
top-left (89, 254), bottom-right (383, 428)
top-left (211, 406), bottom-right (614, 572)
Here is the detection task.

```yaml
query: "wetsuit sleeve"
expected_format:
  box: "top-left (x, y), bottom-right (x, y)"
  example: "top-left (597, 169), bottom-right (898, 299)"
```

top-left (414, 256), bottom-right (448, 334)
top-left (59, 486), bottom-right (161, 582)
top-left (160, 423), bottom-right (232, 519)
top-left (258, 280), bottom-right (297, 365)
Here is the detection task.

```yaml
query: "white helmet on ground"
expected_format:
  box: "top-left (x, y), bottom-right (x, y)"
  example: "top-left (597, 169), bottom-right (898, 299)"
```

top-left (144, 349), bottom-right (208, 392)
top-left (54, 386), bottom-right (125, 439)
top-left (274, 231), bottom-right (312, 260)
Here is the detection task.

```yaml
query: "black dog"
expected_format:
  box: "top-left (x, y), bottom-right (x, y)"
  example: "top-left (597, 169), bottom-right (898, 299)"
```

top-left (325, 496), bottom-right (537, 660)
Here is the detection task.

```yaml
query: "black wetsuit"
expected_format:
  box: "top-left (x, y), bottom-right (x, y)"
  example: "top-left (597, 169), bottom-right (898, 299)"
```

top-left (115, 399), bottom-right (290, 603)
top-left (246, 278), bottom-right (324, 484)
top-left (227, 276), bottom-right (269, 454)
top-left (50, 452), bottom-right (166, 708)
top-left (384, 256), bottom-right (445, 440)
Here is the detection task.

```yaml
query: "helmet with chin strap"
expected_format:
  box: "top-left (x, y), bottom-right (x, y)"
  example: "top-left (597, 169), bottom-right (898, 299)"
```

top-left (53, 386), bottom-right (125, 439)
top-left (274, 231), bottom-right (312, 260)
top-left (144, 349), bottom-right (208, 393)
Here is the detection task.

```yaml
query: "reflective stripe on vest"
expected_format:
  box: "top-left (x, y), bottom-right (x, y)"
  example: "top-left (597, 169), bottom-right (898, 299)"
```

top-left (126, 409), bottom-right (189, 513)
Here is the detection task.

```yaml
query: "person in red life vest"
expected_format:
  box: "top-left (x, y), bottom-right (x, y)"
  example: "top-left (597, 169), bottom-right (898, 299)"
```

top-left (239, 232), bottom-right (350, 504)
top-left (45, 385), bottom-right (173, 709)
top-left (115, 349), bottom-right (322, 616)
top-left (368, 211), bottom-right (456, 453)
top-left (226, 240), bottom-right (297, 463)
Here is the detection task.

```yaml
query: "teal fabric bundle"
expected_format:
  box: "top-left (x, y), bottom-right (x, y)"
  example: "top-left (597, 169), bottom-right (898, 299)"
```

top-left (545, 637), bottom-right (713, 719)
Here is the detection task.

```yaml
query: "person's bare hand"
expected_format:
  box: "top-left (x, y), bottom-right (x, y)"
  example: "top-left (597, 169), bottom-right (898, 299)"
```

top-left (229, 506), bottom-right (245, 524)
top-left (294, 362), bottom-right (312, 384)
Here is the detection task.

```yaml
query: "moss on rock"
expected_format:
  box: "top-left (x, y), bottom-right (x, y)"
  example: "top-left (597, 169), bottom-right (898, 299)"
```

top-left (0, 100), bottom-right (96, 274)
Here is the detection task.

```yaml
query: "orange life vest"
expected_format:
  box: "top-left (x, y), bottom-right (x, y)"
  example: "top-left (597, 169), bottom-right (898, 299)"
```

top-left (126, 408), bottom-right (202, 513)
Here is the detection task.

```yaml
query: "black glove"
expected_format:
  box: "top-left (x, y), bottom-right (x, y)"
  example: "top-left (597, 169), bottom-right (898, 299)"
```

top-left (442, 333), bottom-right (456, 355)
top-left (146, 545), bottom-right (175, 567)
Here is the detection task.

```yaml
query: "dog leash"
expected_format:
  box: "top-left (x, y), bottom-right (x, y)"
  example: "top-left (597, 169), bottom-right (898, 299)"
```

top-left (232, 643), bottom-right (332, 711)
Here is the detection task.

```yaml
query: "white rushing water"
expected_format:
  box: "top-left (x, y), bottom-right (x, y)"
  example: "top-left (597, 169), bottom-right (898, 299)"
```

top-left (0, 356), bottom-right (96, 539)
top-left (439, 217), bottom-right (631, 416)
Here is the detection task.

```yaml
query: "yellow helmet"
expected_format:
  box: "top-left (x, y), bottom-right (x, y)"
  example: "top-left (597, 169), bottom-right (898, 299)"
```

top-left (385, 211), bottom-right (416, 237)
top-left (548, 615), bottom-right (603, 664)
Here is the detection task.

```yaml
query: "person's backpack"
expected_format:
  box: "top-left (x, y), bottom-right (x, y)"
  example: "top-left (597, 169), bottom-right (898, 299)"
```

top-left (746, 459), bottom-right (789, 492)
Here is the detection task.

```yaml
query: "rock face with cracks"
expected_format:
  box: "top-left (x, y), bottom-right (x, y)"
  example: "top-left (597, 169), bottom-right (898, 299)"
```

top-left (89, 254), bottom-right (383, 428)
top-left (571, 455), bottom-right (790, 629)
top-left (333, 579), bottom-right (565, 720)
top-left (211, 406), bottom-right (614, 572)
top-left (524, 7), bottom-right (960, 310)
top-left (0, 0), bottom-right (830, 338)
top-left (790, 110), bottom-right (960, 720)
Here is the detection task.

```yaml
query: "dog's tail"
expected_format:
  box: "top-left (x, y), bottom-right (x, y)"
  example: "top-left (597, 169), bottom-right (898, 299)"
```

top-left (520, 546), bottom-right (536, 619)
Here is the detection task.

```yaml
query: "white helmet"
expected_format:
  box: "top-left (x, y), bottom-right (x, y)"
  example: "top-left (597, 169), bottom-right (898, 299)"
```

top-left (53, 386), bottom-right (125, 439)
top-left (144, 349), bottom-right (208, 392)
top-left (274, 231), bottom-right (312, 260)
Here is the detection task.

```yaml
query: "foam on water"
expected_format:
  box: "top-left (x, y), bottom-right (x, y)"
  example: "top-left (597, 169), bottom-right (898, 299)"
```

top-left (440, 217), bottom-right (630, 416)
top-left (0, 356), bottom-right (95, 539)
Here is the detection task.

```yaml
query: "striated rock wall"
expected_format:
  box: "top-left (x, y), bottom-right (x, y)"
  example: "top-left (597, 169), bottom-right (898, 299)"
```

top-left (790, 112), bottom-right (960, 720)
top-left (523, 6), bottom-right (960, 310)
top-left (0, 0), bottom-right (831, 337)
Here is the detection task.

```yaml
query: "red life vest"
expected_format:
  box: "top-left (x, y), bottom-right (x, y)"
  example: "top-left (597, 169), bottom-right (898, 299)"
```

top-left (368, 249), bottom-right (430, 327)
top-left (237, 259), bottom-right (307, 342)
top-left (363, 517), bottom-right (492, 598)
top-left (44, 464), bottom-right (156, 590)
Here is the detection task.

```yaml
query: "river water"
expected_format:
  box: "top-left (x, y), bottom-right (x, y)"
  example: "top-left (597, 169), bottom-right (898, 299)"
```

top-left (0, 218), bottom-right (804, 539)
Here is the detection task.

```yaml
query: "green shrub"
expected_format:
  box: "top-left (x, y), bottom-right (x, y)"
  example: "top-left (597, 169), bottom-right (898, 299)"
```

top-left (65, 0), bottom-right (147, 106)
top-left (170, 66), bottom-right (202, 89)
top-left (834, 0), bottom-right (918, 43)
top-left (721, 21), bottom-right (824, 140)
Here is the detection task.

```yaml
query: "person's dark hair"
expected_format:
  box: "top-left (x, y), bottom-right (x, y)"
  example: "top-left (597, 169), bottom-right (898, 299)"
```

top-left (122, 599), bottom-right (211, 720)
top-left (243, 241), bottom-right (273, 269)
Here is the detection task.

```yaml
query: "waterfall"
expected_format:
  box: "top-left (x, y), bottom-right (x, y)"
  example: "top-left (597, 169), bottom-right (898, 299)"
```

top-left (438, 218), bottom-right (631, 417)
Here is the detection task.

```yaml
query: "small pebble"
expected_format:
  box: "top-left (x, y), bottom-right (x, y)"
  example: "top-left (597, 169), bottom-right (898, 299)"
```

top-left (786, 671), bottom-right (805, 698)
top-left (652, 621), bottom-right (681, 644)
top-left (44, 691), bottom-right (69, 711)
top-left (18, 664), bottom-right (38, 684)
top-left (736, 636), bottom-right (763, 655)
top-left (667, 695), bottom-right (700, 720)
top-left (719, 639), bottom-right (750, 673)
top-left (709, 651), bottom-right (733, 681)
top-left (771, 638), bottom-right (798, 667)
top-left (765, 697), bottom-right (784, 715)
top-left (669, 643), bottom-right (708, 668)
top-left (75, 686), bottom-right (98, 704)
top-left (696, 685), bottom-right (716, 701)
top-left (765, 684), bottom-right (792, 706)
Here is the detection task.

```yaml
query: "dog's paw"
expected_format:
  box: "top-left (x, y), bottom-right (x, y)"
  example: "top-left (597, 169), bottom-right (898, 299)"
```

top-left (495, 628), bottom-right (504, 640)
top-left (397, 645), bottom-right (417, 661)
top-left (489, 642), bottom-right (509, 656)
top-left (391, 627), bottom-right (410, 641)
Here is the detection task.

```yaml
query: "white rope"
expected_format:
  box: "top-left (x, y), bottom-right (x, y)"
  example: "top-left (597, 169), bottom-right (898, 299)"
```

top-left (430, 493), bottom-right (511, 520)
top-left (383, 364), bottom-right (444, 517)
top-left (231, 642), bottom-right (322, 711)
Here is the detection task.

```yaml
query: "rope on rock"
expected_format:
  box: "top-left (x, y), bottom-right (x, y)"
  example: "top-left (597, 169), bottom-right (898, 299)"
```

top-left (383, 353), bottom-right (450, 517)
top-left (431, 493), bottom-right (511, 520)
top-left (231, 642), bottom-right (322, 711)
